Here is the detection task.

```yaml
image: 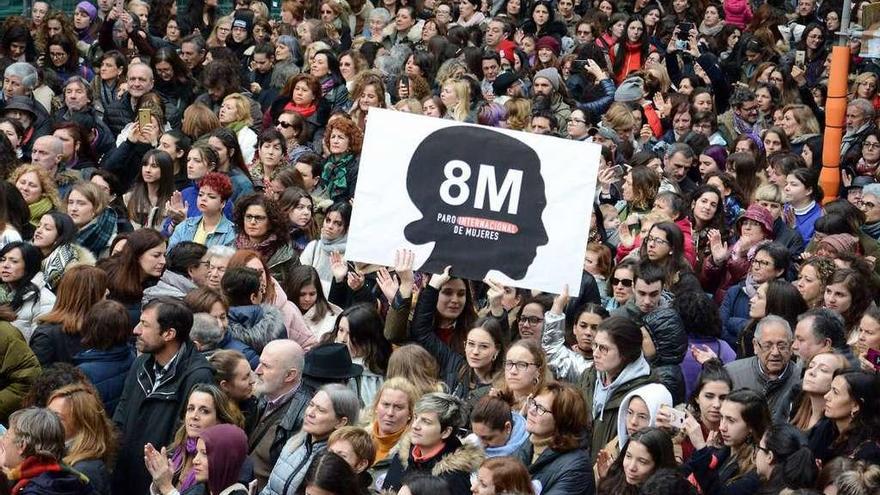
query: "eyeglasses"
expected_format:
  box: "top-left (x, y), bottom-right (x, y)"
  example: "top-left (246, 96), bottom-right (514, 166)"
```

top-left (527, 397), bottom-right (552, 416)
top-left (504, 360), bottom-right (537, 371)
top-left (611, 277), bottom-right (633, 287)
top-left (646, 235), bottom-right (669, 246)
top-left (245, 214), bottom-right (268, 223)
top-left (277, 121), bottom-right (294, 129)
top-left (49, 52), bottom-right (66, 59)
top-left (519, 315), bottom-right (544, 326)
top-left (864, 141), bottom-right (880, 150)
top-left (861, 200), bottom-right (877, 209)
top-left (752, 258), bottom-right (773, 269)
top-left (754, 340), bottom-right (791, 352)
top-left (568, 118), bottom-right (587, 125)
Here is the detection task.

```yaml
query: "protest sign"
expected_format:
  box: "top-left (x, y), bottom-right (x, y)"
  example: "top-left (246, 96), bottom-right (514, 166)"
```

top-left (346, 109), bottom-right (601, 296)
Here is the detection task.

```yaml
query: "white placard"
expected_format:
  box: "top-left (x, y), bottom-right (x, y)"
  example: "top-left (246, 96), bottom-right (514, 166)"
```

top-left (346, 108), bottom-right (600, 296)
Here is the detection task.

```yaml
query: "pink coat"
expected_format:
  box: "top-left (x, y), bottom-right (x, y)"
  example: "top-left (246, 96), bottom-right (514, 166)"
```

top-left (724, 0), bottom-right (752, 29)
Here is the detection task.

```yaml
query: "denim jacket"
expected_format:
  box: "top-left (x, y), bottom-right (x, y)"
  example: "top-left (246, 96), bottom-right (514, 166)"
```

top-left (167, 215), bottom-right (236, 250)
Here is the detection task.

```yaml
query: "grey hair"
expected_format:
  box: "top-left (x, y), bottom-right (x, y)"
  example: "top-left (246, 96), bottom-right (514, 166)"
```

top-left (127, 62), bottom-right (153, 80)
top-left (370, 7), bottom-right (391, 22)
top-left (275, 35), bottom-right (302, 64)
top-left (190, 312), bottom-right (223, 350)
top-left (35, 135), bottom-right (64, 155)
top-left (754, 315), bottom-right (792, 341)
top-left (206, 245), bottom-right (236, 260)
top-left (664, 142), bottom-right (695, 160)
top-left (319, 383), bottom-right (360, 425)
top-left (4, 62), bottom-right (39, 91)
top-left (64, 76), bottom-right (94, 101)
top-left (850, 98), bottom-right (876, 121)
top-left (414, 392), bottom-right (464, 431)
top-left (8, 408), bottom-right (66, 461)
top-left (863, 183), bottom-right (880, 198)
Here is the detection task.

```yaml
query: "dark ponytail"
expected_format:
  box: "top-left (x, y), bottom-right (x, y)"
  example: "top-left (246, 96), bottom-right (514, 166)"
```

top-left (758, 422), bottom-right (818, 493)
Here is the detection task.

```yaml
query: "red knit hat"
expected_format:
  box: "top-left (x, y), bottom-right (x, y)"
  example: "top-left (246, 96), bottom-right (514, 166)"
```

top-left (535, 36), bottom-right (561, 56)
top-left (736, 204), bottom-right (775, 238)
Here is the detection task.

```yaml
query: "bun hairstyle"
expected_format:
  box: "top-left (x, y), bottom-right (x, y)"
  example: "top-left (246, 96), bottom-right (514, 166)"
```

top-left (760, 422), bottom-right (818, 490)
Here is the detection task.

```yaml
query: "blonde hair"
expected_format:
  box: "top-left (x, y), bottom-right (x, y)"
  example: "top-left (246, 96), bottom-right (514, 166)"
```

top-left (444, 79), bottom-right (471, 122)
top-left (222, 93), bottom-right (254, 126)
top-left (10, 163), bottom-right (61, 208)
top-left (366, 376), bottom-right (420, 425)
top-left (207, 15), bottom-right (233, 48)
top-left (852, 72), bottom-right (878, 98)
top-left (67, 181), bottom-right (110, 215)
top-left (602, 102), bottom-right (637, 134)
top-left (47, 384), bottom-right (116, 466)
top-left (386, 344), bottom-right (444, 397)
top-left (504, 98), bottom-right (532, 131)
top-left (394, 98), bottom-right (423, 114)
top-left (782, 103), bottom-right (820, 136)
top-left (753, 183), bottom-right (783, 204)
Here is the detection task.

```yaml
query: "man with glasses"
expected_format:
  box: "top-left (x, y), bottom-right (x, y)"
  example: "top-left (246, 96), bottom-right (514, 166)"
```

top-left (725, 315), bottom-right (801, 419)
top-left (718, 86), bottom-right (759, 146)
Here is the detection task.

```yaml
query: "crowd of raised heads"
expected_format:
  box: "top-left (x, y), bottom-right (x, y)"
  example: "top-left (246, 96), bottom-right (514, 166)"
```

top-left (1, 0), bottom-right (880, 493)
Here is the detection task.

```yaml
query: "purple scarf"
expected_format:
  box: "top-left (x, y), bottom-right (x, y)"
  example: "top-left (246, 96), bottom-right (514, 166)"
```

top-left (171, 437), bottom-right (199, 491)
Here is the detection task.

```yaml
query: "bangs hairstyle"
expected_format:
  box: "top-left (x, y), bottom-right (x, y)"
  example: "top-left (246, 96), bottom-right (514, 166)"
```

top-left (540, 381), bottom-right (589, 451)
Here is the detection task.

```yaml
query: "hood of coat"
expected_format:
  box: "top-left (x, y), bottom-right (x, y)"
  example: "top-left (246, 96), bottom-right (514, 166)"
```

top-left (615, 383), bottom-right (674, 448)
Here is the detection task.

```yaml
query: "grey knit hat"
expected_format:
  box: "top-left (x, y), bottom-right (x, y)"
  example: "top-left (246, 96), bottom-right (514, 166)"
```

top-left (615, 76), bottom-right (645, 103)
top-left (534, 67), bottom-right (561, 91)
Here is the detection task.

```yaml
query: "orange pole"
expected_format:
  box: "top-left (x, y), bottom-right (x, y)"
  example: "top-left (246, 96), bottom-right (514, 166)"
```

top-left (820, 45), bottom-right (849, 204)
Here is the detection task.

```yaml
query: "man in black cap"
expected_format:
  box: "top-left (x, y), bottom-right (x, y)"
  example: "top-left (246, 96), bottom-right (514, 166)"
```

top-left (492, 71), bottom-right (523, 105)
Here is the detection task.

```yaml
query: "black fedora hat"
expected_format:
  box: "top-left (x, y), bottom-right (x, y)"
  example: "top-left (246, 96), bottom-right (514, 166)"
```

top-left (302, 343), bottom-right (363, 381)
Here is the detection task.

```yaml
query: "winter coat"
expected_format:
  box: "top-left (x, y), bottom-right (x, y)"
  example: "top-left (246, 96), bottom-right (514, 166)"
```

top-left (73, 458), bottom-right (110, 495)
top-left (103, 92), bottom-right (181, 135)
top-left (465, 412), bottom-right (529, 458)
top-left (574, 78), bottom-right (616, 118)
top-left (409, 287), bottom-right (494, 416)
top-left (11, 273), bottom-right (56, 342)
top-left (267, 243), bottom-right (298, 288)
top-left (261, 432), bottom-right (327, 495)
top-left (210, 332), bottom-right (260, 369)
top-left (725, 357), bottom-right (801, 420)
top-left (682, 445), bottom-right (760, 495)
top-left (100, 140), bottom-right (152, 192)
top-left (542, 310), bottom-right (592, 383)
top-left (719, 281), bottom-right (751, 349)
top-left (642, 307), bottom-right (688, 404)
top-left (577, 364), bottom-right (654, 463)
top-left (773, 217), bottom-right (806, 258)
top-left (74, 345), bottom-right (135, 415)
top-left (142, 271), bottom-right (197, 307)
top-left (723, 0), bottom-right (752, 29)
top-left (382, 435), bottom-right (485, 495)
top-left (13, 459), bottom-right (93, 495)
top-left (514, 439), bottom-right (594, 495)
top-left (111, 342), bottom-right (215, 495)
top-left (29, 323), bottom-right (83, 367)
top-left (0, 321), bottom-right (41, 424)
top-left (167, 215), bottom-right (236, 250)
top-left (302, 303), bottom-right (341, 341)
top-left (227, 304), bottom-right (287, 354)
top-left (268, 279), bottom-right (316, 351)
top-left (248, 385), bottom-right (313, 491)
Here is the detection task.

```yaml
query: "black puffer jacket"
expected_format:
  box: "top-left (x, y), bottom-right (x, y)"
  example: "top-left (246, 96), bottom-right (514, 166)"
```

top-left (103, 92), bottom-right (182, 135)
top-left (643, 307), bottom-right (687, 404)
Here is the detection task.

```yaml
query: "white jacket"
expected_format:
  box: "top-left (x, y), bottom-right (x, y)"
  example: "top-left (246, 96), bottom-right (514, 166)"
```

top-left (15, 272), bottom-right (56, 342)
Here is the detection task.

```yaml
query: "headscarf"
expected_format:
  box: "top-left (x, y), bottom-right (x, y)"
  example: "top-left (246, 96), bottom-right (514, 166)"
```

top-left (200, 424), bottom-right (248, 495)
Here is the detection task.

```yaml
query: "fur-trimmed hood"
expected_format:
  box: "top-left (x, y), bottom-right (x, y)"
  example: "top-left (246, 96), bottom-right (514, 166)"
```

top-left (397, 434), bottom-right (485, 475)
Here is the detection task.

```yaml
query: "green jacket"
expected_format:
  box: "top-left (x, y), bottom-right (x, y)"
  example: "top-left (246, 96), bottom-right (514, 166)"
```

top-left (0, 321), bottom-right (41, 423)
top-left (577, 366), bottom-right (655, 463)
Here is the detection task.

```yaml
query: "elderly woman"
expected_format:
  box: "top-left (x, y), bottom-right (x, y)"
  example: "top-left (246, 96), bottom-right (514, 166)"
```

top-left (262, 384), bottom-right (360, 495)
top-left (382, 392), bottom-right (485, 494)
top-left (0, 407), bottom-right (92, 494)
top-left (218, 93), bottom-right (258, 164)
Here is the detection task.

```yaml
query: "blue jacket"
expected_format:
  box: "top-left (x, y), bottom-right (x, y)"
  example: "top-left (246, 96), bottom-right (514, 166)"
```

top-left (792, 201), bottom-right (822, 246)
top-left (74, 345), bottom-right (136, 416)
top-left (168, 215), bottom-right (236, 250)
top-left (719, 281), bottom-right (750, 349)
top-left (181, 184), bottom-right (234, 219)
top-left (216, 332), bottom-right (260, 369)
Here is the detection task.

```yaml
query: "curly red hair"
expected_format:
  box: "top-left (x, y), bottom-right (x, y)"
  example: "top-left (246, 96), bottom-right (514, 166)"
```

top-left (323, 116), bottom-right (364, 155)
top-left (198, 172), bottom-right (233, 201)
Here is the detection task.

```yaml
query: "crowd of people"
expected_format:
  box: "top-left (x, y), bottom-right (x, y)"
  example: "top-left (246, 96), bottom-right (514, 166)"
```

top-left (0, 0), bottom-right (878, 493)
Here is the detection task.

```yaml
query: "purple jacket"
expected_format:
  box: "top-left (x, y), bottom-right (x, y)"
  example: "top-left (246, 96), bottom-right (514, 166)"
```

top-left (681, 336), bottom-right (737, 398)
